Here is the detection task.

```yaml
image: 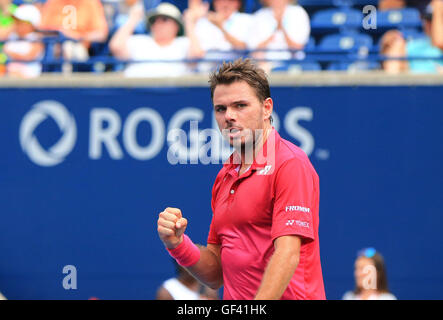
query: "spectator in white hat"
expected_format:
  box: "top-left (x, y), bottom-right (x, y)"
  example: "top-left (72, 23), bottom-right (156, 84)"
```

top-left (3, 4), bottom-right (44, 77)
top-left (110, 2), bottom-right (194, 77)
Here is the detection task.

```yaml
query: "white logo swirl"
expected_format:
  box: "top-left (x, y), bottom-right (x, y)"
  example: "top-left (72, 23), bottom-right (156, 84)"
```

top-left (19, 100), bottom-right (77, 167)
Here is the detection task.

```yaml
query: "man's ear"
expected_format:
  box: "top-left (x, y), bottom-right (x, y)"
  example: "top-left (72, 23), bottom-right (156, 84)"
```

top-left (263, 97), bottom-right (273, 121)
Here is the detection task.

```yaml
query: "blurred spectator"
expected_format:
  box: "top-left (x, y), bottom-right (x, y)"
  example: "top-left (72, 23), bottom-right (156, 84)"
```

top-left (184, 0), bottom-right (252, 71)
top-left (407, 1), bottom-right (443, 73)
top-left (380, 1), bottom-right (443, 73)
top-left (0, 291), bottom-right (6, 300)
top-left (40, 0), bottom-right (109, 62)
top-left (429, 0), bottom-right (443, 50)
top-left (342, 248), bottom-right (397, 300)
top-left (380, 29), bottom-right (408, 73)
top-left (0, 0), bottom-right (17, 41)
top-left (113, 0), bottom-right (147, 34)
top-left (247, 0), bottom-right (310, 72)
top-left (3, 4), bottom-right (43, 78)
top-left (156, 260), bottom-right (219, 300)
top-left (379, 0), bottom-right (431, 11)
top-left (110, 2), bottom-right (194, 77)
top-left (407, 0), bottom-right (432, 12)
top-left (378, 0), bottom-right (405, 10)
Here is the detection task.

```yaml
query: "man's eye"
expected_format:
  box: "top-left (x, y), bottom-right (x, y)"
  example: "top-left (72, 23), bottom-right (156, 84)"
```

top-left (216, 107), bottom-right (226, 112)
top-left (237, 104), bottom-right (247, 108)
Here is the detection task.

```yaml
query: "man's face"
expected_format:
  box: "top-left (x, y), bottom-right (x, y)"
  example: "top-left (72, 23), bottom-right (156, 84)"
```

top-left (213, 81), bottom-right (272, 149)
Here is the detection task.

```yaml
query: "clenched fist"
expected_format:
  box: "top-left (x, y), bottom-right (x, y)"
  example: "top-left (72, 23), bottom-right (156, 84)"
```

top-left (157, 207), bottom-right (188, 249)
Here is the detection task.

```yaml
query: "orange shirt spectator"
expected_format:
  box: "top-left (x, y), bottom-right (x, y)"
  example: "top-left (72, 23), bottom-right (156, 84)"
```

top-left (40, 0), bottom-right (108, 43)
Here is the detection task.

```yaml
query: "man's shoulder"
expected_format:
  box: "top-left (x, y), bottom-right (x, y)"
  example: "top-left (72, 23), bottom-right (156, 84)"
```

top-left (276, 136), bottom-right (311, 166)
top-left (274, 136), bottom-right (318, 179)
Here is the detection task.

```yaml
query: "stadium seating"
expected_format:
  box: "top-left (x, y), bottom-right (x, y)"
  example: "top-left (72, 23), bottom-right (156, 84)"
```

top-left (400, 29), bottom-right (427, 42)
top-left (272, 62), bottom-right (322, 72)
top-left (377, 8), bottom-right (422, 29)
top-left (311, 8), bottom-right (363, 30)
top-left (299, 0), bottom-right (377, 7)
top-left (318, 33), bottom-right (373, 52)
top-left (327, 60), bottom-right (380, 71)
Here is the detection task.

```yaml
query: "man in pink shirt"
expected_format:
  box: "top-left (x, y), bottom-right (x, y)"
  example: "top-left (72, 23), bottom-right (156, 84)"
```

top-left (157, 58), bottom-right (325, 300)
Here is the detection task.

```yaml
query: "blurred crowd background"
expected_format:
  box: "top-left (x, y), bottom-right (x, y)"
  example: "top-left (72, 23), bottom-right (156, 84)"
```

top-left (0, 0), bottom-right (442, 78)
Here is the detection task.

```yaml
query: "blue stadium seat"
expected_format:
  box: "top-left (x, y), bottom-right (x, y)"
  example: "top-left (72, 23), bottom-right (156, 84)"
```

top-left (377, 8), bottom-right (422, 29)
top-left (298, 0), bottom-right (378, 7)
top-left (311, 8), bottom-right (363, 30)
top-left (318, 33), bottom-right (373, 51)
top-left (327, 61), bottom-right (380, 71)
top-left (272, 62), bottom-right (322, 72)
top-left (401, 29), bottom-right (427, 41)
top-left (305, 37), bottom-right (316, 51)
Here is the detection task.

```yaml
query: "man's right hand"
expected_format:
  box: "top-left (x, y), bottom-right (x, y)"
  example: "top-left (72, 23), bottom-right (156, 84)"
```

top-left (157, 207), bottom-right (188, 249)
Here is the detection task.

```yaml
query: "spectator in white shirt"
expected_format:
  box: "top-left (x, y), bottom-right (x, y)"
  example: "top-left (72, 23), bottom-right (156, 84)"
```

top-left (247, 0), bottom-right (310, 72)
top-left (3, 4), bottom-right (44, 78)
top-left (184, 0), bottom-right (252, 72)
top-left (110, 2), bottom-right (193, 77)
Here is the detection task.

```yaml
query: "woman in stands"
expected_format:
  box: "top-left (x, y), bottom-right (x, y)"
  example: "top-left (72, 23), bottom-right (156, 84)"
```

top-left (247, 0), bottom-right (311, 72)
top-left (342, 248), bottom-right (397, 300)
top-left (380, 0), bottom-right (443, 74)
top-left (183, 0), bottom-right (253, 71)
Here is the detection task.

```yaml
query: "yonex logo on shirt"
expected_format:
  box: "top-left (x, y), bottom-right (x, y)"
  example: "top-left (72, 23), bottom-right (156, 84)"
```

top-left (285, 205), bottom-right (310, 213)
top-left (286, 220), bottom-right (310, 228)
top-left (257, 165), bottom-right (273, 175)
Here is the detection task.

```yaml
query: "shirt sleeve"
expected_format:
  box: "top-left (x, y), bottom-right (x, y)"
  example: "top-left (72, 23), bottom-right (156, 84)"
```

top-left (207, 216), bottom-right (219, 245)
top-left (207, 172), bottom-right (223, 245)
top-left (271, 157), bottom-right (316, 243)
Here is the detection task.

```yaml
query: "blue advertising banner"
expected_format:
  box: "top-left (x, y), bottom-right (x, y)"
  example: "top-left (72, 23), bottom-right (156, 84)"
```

top-left (0, 85), bottom-right (442, 299)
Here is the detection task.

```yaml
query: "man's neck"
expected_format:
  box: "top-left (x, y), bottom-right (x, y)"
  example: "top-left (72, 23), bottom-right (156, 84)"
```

top-left (238, 125), bottom-right (272, 173)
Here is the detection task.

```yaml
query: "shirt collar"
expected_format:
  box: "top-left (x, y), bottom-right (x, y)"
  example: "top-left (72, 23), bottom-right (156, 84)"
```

top-left (223, 127), bottom-right (279, 171)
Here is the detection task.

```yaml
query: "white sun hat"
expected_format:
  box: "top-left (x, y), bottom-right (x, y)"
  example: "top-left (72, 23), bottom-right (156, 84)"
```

top-left (13, 4), bottom-right (41, 28)
top-left (146, 2), bottom-right (184, 36)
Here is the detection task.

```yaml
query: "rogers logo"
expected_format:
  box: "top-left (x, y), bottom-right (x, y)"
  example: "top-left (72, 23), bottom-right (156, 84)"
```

top-left (19, 100), bottom-right (77, 167)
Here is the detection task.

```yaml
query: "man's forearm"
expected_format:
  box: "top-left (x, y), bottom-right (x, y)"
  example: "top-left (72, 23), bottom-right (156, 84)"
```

top-left (186, 245), bottom-right (224, 290)
top-left (255, 236), bottom-right (301, 300)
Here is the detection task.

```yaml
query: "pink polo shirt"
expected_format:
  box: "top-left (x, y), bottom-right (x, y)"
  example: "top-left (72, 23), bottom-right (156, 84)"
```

top-left (208, 128), bottom-right (325, 300)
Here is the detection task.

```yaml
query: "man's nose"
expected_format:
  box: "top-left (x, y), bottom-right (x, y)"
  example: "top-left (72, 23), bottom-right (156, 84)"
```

top-left (225, 107), bottom-right (236, 122)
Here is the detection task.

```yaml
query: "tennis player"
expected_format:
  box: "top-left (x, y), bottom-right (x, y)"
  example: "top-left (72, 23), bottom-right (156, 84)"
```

top-left (157, 58), bottom-right (325, 300)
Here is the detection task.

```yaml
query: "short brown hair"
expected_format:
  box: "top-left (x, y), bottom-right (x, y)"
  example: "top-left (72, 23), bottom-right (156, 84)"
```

top-left (209, 58), bottom-right (271, 103)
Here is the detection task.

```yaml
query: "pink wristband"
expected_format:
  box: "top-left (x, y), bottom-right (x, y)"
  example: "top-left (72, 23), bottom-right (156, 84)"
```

top-left (167, 234), bottom-right (201, 267)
